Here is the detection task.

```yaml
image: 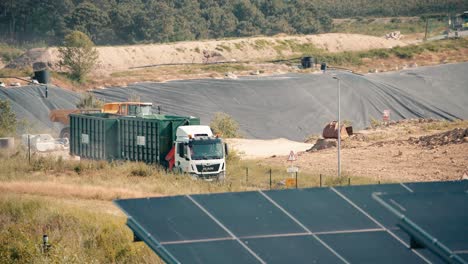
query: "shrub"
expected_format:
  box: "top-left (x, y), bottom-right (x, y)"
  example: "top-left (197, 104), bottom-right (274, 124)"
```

top-left (391, 45), bottom-right (423, 59)
top-left (0, 43), bottom-right (23, 63)
top-left (58, 31), bottom-right (99, 83)
top-left (210, 112), bottom-right (241, 138)
top-left (0, 100), bottom-right (17, 137)
top-left (76, 92), bottom-right (104, 109)
top-left (130, 162), bottom-right (153, 177)
top-left (370, 116), bottom-right (381, 128)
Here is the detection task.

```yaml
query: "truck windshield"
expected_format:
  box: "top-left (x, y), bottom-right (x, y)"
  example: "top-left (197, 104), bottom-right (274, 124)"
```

top-left (189, 139), bottom-right (223, 160)
top-left (128, 105), bottom-right (152, 116)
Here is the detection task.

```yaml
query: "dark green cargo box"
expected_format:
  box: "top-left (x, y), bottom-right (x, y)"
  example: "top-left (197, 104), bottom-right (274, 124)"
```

top-left (69, 113), bottom-right (120, 160)
top-left (119, 115), bottom-right (200, 164)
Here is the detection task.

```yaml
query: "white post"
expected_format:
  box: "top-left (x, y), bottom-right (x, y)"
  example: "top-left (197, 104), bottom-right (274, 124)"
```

top-left (337, 78), bottom-right (341, 178)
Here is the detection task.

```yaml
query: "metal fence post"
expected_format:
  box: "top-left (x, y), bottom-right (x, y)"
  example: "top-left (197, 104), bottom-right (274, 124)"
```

top-left (348, 178), bottom-right (351, 186)
top-left (269, 168), bottom-right (272, 189)
top-left (28, 134), bottom-right (31, 164)
top-left (295, 171), bottom-right (298, 189)
top-left (320, 174), bottom-right (322, 187)
top-left (246, 167), bottom-right (248, 183)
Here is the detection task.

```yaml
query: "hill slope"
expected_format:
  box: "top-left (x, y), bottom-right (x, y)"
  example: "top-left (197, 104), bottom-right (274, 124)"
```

top-left (8, 33), bottom-right (410, 74)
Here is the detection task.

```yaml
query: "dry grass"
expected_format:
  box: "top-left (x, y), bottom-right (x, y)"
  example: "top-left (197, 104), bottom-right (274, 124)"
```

top-left (0, 181), bottom-right (154, 201)
top-left (0, 193), bottom-right (161, 264)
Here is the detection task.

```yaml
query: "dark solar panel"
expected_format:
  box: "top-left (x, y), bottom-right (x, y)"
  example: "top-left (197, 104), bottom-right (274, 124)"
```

top-left (242, 235), bottom-right (343, 264)
top-left (318, 230), bottom-right (426, 264)
top-left (115, 181), bottom-right (468, 264)
top-left (405, 180), bottom-right (468, 193)
top-left (264, 188), bottom-right (379, 232)
top-left (460, 253), bottom-right (468, 262)
top-left (191, 191), bottom-right (304, 237)
top-left (164, 240), bottom-right (260, 264)
top-left (377, 191), bottom-right (468, 251)
top-left (333, 183), bottom-right (409, 227)
top-left (116, 196), bottom-right (229, 242)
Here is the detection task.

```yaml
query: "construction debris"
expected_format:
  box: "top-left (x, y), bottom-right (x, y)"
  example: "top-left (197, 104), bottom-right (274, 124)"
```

top-left (322, 121), bottom-right (350, 139)
top-left (307, 138), bottom-right (337, 152)
top-left (21, 134), bottom-right (69, 152)
top-left (385, 31), bottom-right (402, 40)
top-left (409, 128), bottom-right (468, 148)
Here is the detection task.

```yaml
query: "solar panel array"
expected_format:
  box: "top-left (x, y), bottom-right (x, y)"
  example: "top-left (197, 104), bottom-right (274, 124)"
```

top-left (115, 181), bottom-right (468, 264)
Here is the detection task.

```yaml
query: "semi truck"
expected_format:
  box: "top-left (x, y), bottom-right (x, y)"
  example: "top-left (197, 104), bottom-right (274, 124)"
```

top-left (69, 113), bottom-right (227, 180)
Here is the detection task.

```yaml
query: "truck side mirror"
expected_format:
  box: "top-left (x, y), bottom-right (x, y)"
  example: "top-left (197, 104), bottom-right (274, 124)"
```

top-left (224, 143), bottom-right (229, 156)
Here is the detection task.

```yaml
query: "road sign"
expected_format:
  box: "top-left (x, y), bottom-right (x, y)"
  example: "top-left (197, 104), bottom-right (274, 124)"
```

top-left (287, 166), bottom-right (299, 173)
top-left (287, 150), bottom-right (297, 161)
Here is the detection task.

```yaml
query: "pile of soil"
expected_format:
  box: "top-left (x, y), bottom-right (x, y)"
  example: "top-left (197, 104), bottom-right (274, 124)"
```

top-left (410, 128), bottom-right (468, 148)
top-left (369, 118), bottom-right (438, 129)
top-left (307, 138), bottom-right (337, 152)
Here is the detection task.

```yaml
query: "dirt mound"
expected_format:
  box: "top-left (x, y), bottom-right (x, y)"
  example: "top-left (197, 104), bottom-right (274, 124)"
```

top-left (368, 118), bottom-right (439, 129)
top-left (307, 138), bottom-right (337, 152)
top-left (7, 33), bottom-right (410, 74)
top-left (410, 128), bottom-right (468, 148)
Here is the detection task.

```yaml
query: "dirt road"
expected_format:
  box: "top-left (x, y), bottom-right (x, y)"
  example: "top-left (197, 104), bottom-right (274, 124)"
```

top-left (226, 138), bottom-right (312, 159)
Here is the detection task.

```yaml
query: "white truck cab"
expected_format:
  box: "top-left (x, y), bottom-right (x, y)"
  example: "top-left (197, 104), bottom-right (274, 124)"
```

top-left (174, 125), bottom-right (227, 180)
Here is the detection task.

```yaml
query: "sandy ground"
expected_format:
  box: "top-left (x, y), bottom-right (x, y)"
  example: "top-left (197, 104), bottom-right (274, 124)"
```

top-left (10, 33), bottom-right (411, 75)
top-left (226, 138), bottom-right (313, 159)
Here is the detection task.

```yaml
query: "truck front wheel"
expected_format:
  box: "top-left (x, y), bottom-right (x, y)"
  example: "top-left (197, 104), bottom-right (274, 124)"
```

top-left (217, 172), bottom-right (226, 182)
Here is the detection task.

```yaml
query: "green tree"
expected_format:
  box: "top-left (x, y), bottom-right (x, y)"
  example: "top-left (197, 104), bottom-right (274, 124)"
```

top-left (210, 112), bottom-right (240, 138)
top-left (76, 92), bottom-right (104, 109)
top-left (65, 2), bottom-right (110, 43)
top-left (58, 31), bottom-right (99, 82)
top-left (0, 99), bottom-right (17, 137)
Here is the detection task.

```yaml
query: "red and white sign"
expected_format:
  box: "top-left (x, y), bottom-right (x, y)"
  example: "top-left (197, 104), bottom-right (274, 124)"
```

top-left (287, 150), bottom-right (297, 161)
top-left (383, 110), bottom-right (391, 121)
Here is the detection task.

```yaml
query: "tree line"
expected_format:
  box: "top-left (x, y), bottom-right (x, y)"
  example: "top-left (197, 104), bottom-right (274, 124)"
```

top-left (0, 0), bottom-right (466, 46)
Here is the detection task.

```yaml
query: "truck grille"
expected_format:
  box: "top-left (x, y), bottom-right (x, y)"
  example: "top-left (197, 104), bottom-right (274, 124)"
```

top-left (196, 164), bottom-right (220, 173)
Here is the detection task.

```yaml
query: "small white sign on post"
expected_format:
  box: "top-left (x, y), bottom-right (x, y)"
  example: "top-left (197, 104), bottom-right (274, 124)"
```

top-left (287, 166), bottom-right (299, 173)
top-left (383, 109), bottom-right (391, 121)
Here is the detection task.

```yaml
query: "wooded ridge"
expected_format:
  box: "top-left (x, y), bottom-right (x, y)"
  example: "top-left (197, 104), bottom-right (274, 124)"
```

top-left (1, 0), bottom-right (466, 45)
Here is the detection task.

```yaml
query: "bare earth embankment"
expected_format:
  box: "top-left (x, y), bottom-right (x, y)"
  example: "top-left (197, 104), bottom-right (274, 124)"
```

top-left (11, 33), bottom-right (410, 74)
top-left (253, 120), bottom-right (468, 183)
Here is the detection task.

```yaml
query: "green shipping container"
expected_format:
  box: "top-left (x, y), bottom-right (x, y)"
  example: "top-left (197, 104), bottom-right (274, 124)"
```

top-left (69, 113), bottom-right (120, 160)
top-left (119, 114), bottom-right (200, 165)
